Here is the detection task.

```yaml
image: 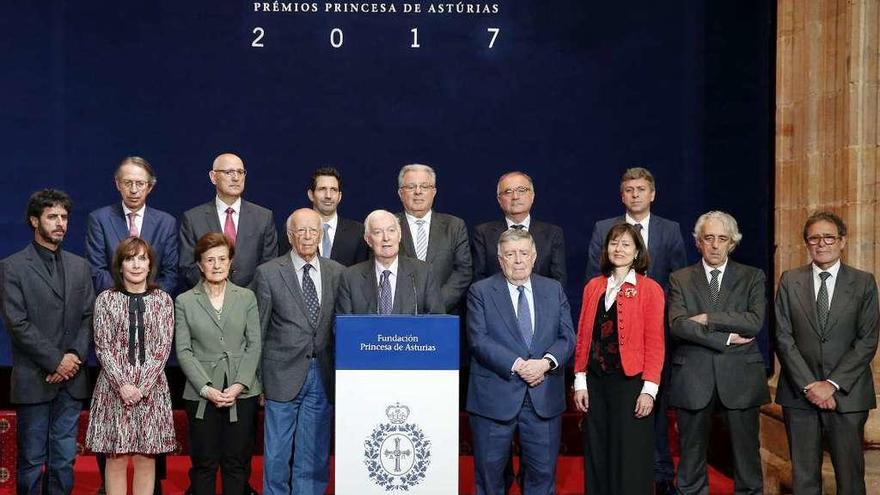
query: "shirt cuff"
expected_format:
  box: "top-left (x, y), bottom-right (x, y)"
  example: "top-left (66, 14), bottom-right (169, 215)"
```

top-left (827, 379), bottom-right (840, 391)
top-left (511, 357), bottom-right (524, 374)
top-left (640, 381), bottom-right (659, 399)
top-left (725, 334), bottom-right (733, 346)
top-left (574, 372), bottom-right (587, 391)
top-left (543, 353), bottom-right (558, 370)
top-left (199, 385), bottom-right (212, 398)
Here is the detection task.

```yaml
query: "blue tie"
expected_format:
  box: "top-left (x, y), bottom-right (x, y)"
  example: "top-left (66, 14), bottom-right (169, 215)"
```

top-left (517, 285), bottom-right (532, 348)
top-left (379, 270), bottom-right (393, 315)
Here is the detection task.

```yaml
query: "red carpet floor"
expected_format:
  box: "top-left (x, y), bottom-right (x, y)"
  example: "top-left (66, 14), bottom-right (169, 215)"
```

top-left (60, 454), bottom-right (735, 495)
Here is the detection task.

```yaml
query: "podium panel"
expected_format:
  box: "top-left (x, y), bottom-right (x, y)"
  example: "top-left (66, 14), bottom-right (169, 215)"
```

top-left (335, 315), bottom-right (459, 494)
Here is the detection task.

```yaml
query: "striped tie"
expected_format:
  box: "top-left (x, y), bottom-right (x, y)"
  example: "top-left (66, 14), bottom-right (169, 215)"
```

top-left (378, 270), bottom-right (393, 314)
top-left (709, 269), bottom-right (721, 307)
top-left (415, 219), bottom-right (428, 261)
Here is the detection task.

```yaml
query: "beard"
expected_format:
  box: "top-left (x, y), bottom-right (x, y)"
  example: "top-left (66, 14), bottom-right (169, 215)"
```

top-left (37, 223), bottom-right (65, 246)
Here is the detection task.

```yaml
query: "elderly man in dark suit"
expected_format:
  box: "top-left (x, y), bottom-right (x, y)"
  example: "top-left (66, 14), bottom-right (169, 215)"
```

top-left (585, 166), bottom-right (687, 494)
top-left (775, 211), bottom-right (879, 495)
top-left (466, 228), bottom-right (574, 494)
top-left (0, 189), bottom-right (95, 495)
top-left (395, 163), bottom-right (472, 314)
top-left (667, 211), bottom-right (769, 495)
top-left (254, 208), bottom-right (344, 495)
top-left (179, 153), bottom-right (278, 289)
top-left (471, 171), bottom-right (566, 285)
top-left (337, 209), bottom-right (443, 315)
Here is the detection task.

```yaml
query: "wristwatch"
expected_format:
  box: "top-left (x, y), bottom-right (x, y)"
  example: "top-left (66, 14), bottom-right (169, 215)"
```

top-left (544, 356), bottom-right (556, 371)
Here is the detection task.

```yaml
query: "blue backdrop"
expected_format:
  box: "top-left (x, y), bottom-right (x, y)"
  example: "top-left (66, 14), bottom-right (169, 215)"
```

top-left (0, 1), bottom-right (773, 365)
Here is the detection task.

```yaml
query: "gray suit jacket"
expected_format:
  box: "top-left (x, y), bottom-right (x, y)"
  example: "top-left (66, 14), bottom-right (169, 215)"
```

top-left (667, 261), bottom-right (770, 410)
top-left (775, 263), bottom-right (879, 412)
top-left (397, 211), bottom-right (472, 314)
top-left (0, 245), bottom-right (95, 403)
top-left (179, 199), bottom-right (278, 289)
top-left (174, 281), bottom-right (262, 405)
top-left (254, 253), bottom-right (343, 402)
top-left (336, 256), bottom-right (444, 315)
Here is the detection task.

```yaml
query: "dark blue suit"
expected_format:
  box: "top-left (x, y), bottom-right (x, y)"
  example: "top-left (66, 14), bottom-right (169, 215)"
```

top-left (85, 203), bottom-right (178, 294)
top-left (466, 273), bottom-right (574, 494)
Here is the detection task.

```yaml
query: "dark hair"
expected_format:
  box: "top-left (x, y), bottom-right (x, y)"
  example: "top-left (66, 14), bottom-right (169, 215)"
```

top-left (194, 232), bottom-right (235, 267)
top-left (26, 189), bottom-right (72, 229)
top-left (803, 211), bottom-right (847, 241)
top-left (115, 156), bottom-right (157, 184)
top-left (111, 237), bottom-right (159, 292)
top-left (598, 223), bottom-right (650, 276)
top-left (309, 167), bottom-right (342, 192)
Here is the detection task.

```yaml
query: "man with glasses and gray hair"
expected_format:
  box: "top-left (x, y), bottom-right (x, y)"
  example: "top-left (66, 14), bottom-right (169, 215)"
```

top-left (775, 211), bottom-right (879, 495)
top-left (395, 163), bottom-right (472, 314)
top-left (179, 153), bottom-right (278, 289)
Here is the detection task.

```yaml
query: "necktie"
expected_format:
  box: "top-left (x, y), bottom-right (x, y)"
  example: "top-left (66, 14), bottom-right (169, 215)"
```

top-left (633, 222), bottom-right (643, 238)
top-left (817, 271), bottom-right (831, 330)
top-left (321, 223), bottom-right (332, 258)
top-left (415, 219), bottom-right (428, 261)
top-left (511, 224), bottom-right (525, 230)
top-left (128, 212), bottom-right (139, 237)
top-left (516, 285), bottom-right (532, 348)
top-left (378, 269), bottom-right (393, 314)
top-left (709, 269), bottom-right (721, 307)
top-left (302, 264), bottom-right (320, 326)
top-left (224, 207), bottom-right (237, 246)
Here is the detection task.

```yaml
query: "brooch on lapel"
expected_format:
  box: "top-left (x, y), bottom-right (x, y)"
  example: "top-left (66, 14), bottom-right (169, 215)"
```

top-left (623, 288), bottom-right (638, 298)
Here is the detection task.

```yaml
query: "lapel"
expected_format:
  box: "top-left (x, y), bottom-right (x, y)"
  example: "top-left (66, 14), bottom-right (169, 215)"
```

top-left (276, 256), bottom-right (314, 328)
top-left (646, 216), bottom-right (658, 255)
top-left (397, 213), bottom-right (417, 258)
top-left (140, 206), bottom-right (158, 242)
top-left (318, 257), bottom-right (335, 325)
top-left (331, 218), bottom-right (350, 258)
top-left (688, 263), bottom-right (713, 311)
top-left (203, 202), bottom-right (223, 232)
top-left (359, 262), bottom-right (379, 314)
top-left (393, 257), bottom-right (411, 313)
top-left (716, 261), bottom-right (739, 309)
top-left (194, 282), bottom-right (223, 331)
top-left (825, 264), bottom-right (855, 333)
top-left (236, 201), bottom-right (254, 246)
top-left (530, 276), bottom-right (546, 351)
top-left (426, 213), bottom-right (444, 261)
top-left (488, 275), bottom-right (529, 350)
top-left (791, 265), bottom-right (822, 337)
top-left (110, 203), bottom-right (131, 243)
top-left (24, 245), bottom-right (62, 299)
top-left (60, 251), bottom-right (78, 307)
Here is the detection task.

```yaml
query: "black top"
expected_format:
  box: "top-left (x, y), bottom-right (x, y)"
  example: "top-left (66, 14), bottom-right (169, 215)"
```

top-left (32, 241), bottom-right (65, 293)
top-left (588, 292), bottom-right (622, 376)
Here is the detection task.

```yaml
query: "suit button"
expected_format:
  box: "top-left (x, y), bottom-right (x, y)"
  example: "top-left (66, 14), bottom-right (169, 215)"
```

top-left (821, 338), bottom-right (828, 343)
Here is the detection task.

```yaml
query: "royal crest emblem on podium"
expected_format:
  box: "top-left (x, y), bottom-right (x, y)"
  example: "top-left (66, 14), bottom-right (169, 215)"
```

top-left (364, 402), bottom-right (432, 490)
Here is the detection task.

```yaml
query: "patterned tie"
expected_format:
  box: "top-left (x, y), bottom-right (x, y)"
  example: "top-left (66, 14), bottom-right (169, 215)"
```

top-left (224, 207), bottom-right (237, 246)
top-left (516, 285), bottom-right (533, 348)
top-left (415, 219), bottom-right (428, 261)
top-left (511, 224), bottom-right (525, 230)
top-left (817, 271), bottom-right (831, 330)
top-left (709, 269), bottom-right (721, 307)
top-left (321, 223), bottom-right (332, 258)
top-left (378, 269), bottom-right (393, 315)
top-left (301, 264), bottom-right (320, 326)
top-left (127, 212), bottom-right (139, 237)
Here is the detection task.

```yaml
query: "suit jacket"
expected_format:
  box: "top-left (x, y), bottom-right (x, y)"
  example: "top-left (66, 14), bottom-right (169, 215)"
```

top-left (574, 273), bottom-right (665, 384)
top-left (397, 211), bottom-right (472, 313)
top-left (174, 281), bottom-right (262, 404)
top-left (179, 199), bottom-right (278, 289)
top-left (336, 256), bottom-right (444, 315)
top-left (775, 263), bottom-right (879, 412)
top-left (585, 214), bottom-right (687, 290)
top-left (466, 273), bottom-right (575, 421)
top-left (254, 253), bottom-right (343, 402)
top-left (667, 261), bottom-right (770, 410)
top-left (471, 219), bottom-right (567, 286)
top-left (0, 245), bottom-right (95, 403)
top-left (86, 203), bottom-right (178, 293)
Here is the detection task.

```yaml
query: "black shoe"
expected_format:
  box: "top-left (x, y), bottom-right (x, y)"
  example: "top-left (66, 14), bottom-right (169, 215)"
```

top-left (655, 479), bottom-right (676, 495)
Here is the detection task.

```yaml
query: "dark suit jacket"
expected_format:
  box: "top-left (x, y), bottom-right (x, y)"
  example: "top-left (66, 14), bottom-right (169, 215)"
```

top-left (179, 199), bottom-right (278, 289)
top-left (471, 219), bottom-right (566, 286)
top-left (466, 273), bottom-right (575, 421)
top-left (0, 245), bottom-right (95, 403)
top-left (254, 254), bottom-right (343, 402)
top-left (336, 256), bottom-right (444, 315)
top-left (397, 211), bottom-right (472, 313)
top-left (586, 214), bottom-right (687, 290)
top-left (667, 261), bottom-right (770, 410)
top-left (775, 263), bottom-right (879, 412)
top-left (86, 203), bottom-right (178, 293)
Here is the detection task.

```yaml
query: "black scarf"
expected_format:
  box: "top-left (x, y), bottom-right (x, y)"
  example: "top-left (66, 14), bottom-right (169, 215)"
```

top-left (127, 294), bottom-right (147, 365)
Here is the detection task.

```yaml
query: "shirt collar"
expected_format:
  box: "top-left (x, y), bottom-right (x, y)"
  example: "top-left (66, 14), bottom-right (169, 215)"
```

top-left (290, 251), bottom-right (320, 272)
top-left (625, 212), bottom-right (650, 229)
top-left (322, 213), bottom-right (338, 229)
top-left (702, 258), bottom-right (728, 277)
top-left (812, 260), bottom-right (841, 279)
top-left (506, 277), bottom-right (533, 293)
top-left (32, 241), bottom-right (60, 261)
top-left (122, 203), bottom-right (146, 217)
top-left (405, 210), bottom-right (432, 224)
top-left (607, 268), bottom-right (638, 287)
top-left (216, 196), bottom-right (242, 213)
top-left (505, 215), bottom-right (531, 229)
top-left (375, 257), bottom-right (399, 277)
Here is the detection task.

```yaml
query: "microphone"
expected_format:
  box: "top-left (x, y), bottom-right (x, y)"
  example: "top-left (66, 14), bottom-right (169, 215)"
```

top-left (410, 273), bottom-right (418, 316)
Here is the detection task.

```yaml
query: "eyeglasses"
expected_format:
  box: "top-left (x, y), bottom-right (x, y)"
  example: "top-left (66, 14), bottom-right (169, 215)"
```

top-left (289, 227), bottom-right (321, 238)
top-left (400, 183), bottom-right (435, 192)
top-left (214, 169), bottom-right (247, 178)
top-left (499, 186), bottom-right (532, 197)
top-left (806, 235), bottom-right (841, 246)
top-left (119, 180), bottom-right (150, 190)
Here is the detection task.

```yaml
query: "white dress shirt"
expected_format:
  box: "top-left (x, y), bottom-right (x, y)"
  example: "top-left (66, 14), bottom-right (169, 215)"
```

top-left (322, 213), bottom-right (338, 250)
top-left (405, 209), bottom-right (432, 248)
top-left (215, 196), bottom-right (242, 231)
top-left (505, 215), bottom-right (531, 230)
top-left (291, 252), bottom-right (322, 304)
top-left (812, 260), bottom-right (841, 303)
top-left (374, 257), bottom-right (399, 307)
top-left (122, 203), bottom-right (145, 235)
top-left (625, 212), bottom-right (650, 248)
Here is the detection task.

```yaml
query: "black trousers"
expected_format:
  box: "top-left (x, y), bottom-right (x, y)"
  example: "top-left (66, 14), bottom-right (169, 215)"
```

top-left (582, 372), bottom-right (654, 495)
top-left (184, 397), bottom-right (257, 495)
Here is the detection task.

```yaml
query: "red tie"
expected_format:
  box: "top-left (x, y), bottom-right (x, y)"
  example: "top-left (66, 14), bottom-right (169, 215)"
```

top-left (128, 212), bottom-right (139, 237)
top-left (224, 207), bottom-right (237, 245)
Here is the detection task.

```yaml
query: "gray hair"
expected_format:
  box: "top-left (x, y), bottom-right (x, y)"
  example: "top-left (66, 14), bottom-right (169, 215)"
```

top-left (497, 228), bottom-right (537, 252)
top-left (364, 209), bottom-right (401, 233)
top-left (398, 164), bottom-right (436, 188)
top-left (693, 210), bottom-right (743, 247)
top-left (496, 171), bottom-right (534, 196)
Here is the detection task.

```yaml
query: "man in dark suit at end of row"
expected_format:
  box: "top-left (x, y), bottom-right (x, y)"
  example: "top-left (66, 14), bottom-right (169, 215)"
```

top-left (775, 211), bottom-right (879, 495)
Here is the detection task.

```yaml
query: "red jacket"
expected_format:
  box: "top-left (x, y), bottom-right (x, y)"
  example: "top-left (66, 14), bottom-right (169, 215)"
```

top-left (574, 273), bottom-right (665, 384)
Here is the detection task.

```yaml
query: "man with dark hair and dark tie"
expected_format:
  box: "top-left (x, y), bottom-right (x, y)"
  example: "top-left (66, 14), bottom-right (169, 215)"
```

top-left (775, 211), bottom-right (879, 495)
top-left (585, 166), bottom-right (687, 494)
top-left (0, 189), bottom-right (95, 494)
top-left (179, 153), bottom-right (278, 289)
top-left (306, 166), bottom-right (369, 267)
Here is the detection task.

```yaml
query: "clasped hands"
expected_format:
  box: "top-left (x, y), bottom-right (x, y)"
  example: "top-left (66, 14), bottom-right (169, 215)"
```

top-left (514, 358), bottom-right (550, 387)
top-left (46, 353), bottom-right (81, 384)
top-left (804, 380), bottom-right (837, 410)
top-left (204, 383), bottom-right (245, 408)
top-left (688, 313), bottom-right (754, 345)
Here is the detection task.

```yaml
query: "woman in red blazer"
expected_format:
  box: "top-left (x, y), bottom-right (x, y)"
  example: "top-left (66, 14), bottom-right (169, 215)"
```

top-left (573, 222), bottom-right (665, 495)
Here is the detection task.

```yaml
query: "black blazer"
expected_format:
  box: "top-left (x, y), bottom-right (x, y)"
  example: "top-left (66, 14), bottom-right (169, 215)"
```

top-left (336, 255), bottom-right (444, 315)
top-left (471, 219), bottom-right (566, 286)
top-left (0, 245), bottom-right (95, 403)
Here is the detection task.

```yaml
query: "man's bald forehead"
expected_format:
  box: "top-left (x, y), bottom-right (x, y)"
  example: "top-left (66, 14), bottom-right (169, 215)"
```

top-left (287, 208), bottom-right (321, 229)
top-left (213, 153), bottom-right (244, 169)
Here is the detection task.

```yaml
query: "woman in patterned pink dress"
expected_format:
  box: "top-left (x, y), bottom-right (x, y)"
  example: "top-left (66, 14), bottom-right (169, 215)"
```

top-left (86, 237), bottom-right (176, 495)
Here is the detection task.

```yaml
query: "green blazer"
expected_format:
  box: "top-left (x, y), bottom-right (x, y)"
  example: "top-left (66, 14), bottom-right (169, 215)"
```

top-left (175, 281), bottom-right (262, 421)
